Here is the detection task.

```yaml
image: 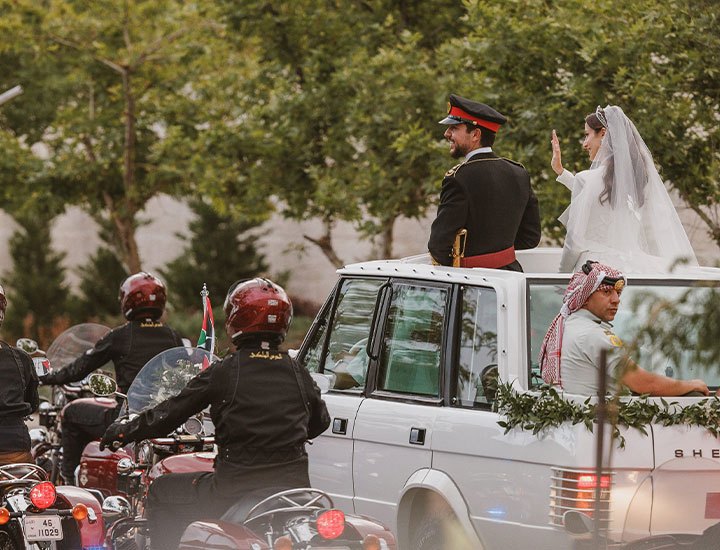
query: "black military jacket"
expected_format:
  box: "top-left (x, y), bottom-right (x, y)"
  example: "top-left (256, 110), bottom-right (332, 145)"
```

top-left (0, 341), bottom-right (39, 451)
top-left (428, 152), bottom-right (541, 271)
top-left (121, 347), bottom-right (331, 494)
top-left (42, 319), bottom-right (184, 394)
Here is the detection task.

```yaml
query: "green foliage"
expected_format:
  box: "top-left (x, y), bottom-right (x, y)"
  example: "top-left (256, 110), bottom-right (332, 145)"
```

top-left (160, 200), bottom-right (267, 312)
top-left (1, 215), bottom-right (73, 346)
top-left (74, 247), bottom-right (130, 320)
top-left (456, 0), bottom-right (720, 243)
top-left (496, 382), bottom-right (720, 448)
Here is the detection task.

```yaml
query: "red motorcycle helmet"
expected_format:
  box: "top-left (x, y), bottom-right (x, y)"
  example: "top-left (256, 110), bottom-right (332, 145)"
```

top-left (118, 272), bottom-right (167, 320)
top-left (224, 278), bottom-right (293, 341)
top-left (0, 284), bottom-right (6, 326)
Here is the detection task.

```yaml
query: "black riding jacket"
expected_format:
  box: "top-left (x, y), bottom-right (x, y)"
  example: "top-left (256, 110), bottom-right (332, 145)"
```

top-left (120, 345), bottom-right (331, 495)
top-left (42, 319), bottom-right (184, 394)
top-left (0, 341), bottom-right (39, 451)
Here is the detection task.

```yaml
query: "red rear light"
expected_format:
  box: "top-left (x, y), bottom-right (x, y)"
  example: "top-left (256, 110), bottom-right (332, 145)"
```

top-left (577, 474), bottom-right (611, 490)
top-left (550, 468), bottom-right (612, 525)
top-left (29, 481), bottom-right (56, 509)
top-left (316, 509), bottom-right (345, 539)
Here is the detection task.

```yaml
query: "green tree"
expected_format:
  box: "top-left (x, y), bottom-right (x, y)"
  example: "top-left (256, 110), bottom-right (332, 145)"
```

top-left (4, 0), bottom-right (253, 272)
top-left (74, 247), bottom-right (129, 321)
top-left (212, 0), bottom-right (464, 265)
top-left (160, 199), bottom-right (267, 312)
top-left (454, 0), bottom-right (720, 244)
top-left (1, 215), bottom-right (73, 347)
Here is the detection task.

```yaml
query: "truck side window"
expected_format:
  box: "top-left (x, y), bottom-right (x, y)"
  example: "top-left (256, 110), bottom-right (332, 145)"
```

top-left (314, 278), bottom-right (385, 392)
top-left (455, 286), bottom-right (498, 408)
top-left (377, 284), bottom-right (447, 397)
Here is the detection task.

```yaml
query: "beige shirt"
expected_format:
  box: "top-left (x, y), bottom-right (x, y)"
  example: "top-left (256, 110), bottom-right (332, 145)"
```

top-left (560, 309), bottom-right (626, 394)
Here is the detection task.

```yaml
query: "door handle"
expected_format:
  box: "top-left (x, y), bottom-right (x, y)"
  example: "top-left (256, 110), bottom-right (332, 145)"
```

top-left (332, 418), bottom-right (348, 435)
top-left (409, 427), bottom-right (426, 445)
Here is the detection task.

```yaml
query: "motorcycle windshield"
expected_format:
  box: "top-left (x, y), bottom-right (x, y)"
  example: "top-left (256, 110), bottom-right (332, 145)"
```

top-left (46, 323), bottom-right (111, 371)
top-left (622, 456), bottom-right (720, 542)
top-left (125, 347), bottom-right (218, 415)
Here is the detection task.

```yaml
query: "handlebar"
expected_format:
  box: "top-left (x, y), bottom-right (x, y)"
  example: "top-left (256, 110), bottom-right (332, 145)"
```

top-left (149, 435), bottom-right (215, 446)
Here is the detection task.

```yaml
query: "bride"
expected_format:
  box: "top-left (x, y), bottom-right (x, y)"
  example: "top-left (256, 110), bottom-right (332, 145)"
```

top-left (550, 105), bottom-right (698, 273)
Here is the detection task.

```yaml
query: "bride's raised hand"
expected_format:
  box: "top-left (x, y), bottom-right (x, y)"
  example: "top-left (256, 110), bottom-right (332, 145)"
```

top-left (551, 129), bottom-right (564, 176)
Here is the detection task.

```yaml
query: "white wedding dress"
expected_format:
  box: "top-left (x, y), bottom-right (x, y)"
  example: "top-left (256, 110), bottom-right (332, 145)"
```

top-left (558, 106), bottom-right (698, 273)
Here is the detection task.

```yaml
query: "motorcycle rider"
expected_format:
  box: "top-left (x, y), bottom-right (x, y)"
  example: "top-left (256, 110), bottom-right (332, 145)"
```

top-left (100, 277), bottom-right (331, 550)
top-left (0, 284), bottom-right (40, 465)
top-left (40, 272), bottom-right (184, 484)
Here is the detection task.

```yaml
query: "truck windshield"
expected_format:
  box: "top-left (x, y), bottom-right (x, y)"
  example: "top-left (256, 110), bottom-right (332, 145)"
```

top-left (528, 280), bottom-right (720, 391)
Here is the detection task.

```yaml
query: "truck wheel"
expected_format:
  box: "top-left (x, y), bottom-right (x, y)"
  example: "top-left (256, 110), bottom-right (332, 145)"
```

top-left (411, 505), bottom-right (474, 550)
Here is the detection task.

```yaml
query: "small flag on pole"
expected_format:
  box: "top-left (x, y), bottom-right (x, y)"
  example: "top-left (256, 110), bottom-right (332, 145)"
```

top-left (197, 283), bottom-right (215, 369)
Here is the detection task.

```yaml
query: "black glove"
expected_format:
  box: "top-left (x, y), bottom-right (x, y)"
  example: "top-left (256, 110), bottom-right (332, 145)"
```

top-left (100, 420), bottom-right (133, 451)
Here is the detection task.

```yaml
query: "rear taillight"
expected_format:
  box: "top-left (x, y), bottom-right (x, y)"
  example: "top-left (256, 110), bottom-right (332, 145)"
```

top-left (549, 468), bottom-right (612, 527)
top-left (29, 481), bottom-right (56, 509)
top-left (316, 509), bottom-right (345, 539)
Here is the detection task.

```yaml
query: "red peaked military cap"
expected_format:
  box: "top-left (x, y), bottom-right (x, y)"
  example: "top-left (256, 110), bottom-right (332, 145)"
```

top-left (438, 94), bottom-right (507, 132)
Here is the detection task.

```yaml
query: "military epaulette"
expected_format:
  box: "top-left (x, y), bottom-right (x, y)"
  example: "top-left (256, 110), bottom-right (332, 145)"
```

top-left (502, 157), bottom-right (526, 169)
top-left (445, 163), bottom-right (463, 177)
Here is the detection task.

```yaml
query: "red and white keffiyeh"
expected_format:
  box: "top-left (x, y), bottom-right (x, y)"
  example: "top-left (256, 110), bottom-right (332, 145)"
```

top-left (539, 262), bottom-right (626, 385)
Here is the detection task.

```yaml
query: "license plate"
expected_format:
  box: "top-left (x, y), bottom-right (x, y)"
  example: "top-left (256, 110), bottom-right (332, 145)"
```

top-left (24, 515), bottom-right (63, 541)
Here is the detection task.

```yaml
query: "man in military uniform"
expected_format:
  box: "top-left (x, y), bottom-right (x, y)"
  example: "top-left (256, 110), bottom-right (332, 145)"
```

top-left (41, 272), bottom-right (184, 484)
top-left (428, 94), bottom-right (541, 271)
top-left (539, 260), bottom-right (711, 396)
top-left (100, 278), bottom-right (330, 550)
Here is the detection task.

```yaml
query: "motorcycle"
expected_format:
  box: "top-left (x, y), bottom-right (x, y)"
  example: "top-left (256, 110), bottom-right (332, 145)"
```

top-left (31, 324), bottom-right (112, 486)
top-left (0, 462), bottom-right (104, 549)
top-left (91, 346), bottom-right (396, 550)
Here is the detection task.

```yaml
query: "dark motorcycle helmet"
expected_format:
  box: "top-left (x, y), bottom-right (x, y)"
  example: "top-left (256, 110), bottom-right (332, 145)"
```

top-left (224, 278), bottom-right (293, 343)
top-left (119, 272), bottom-right (167, 320)
top-left (0, 284), bottom-right (6, 327)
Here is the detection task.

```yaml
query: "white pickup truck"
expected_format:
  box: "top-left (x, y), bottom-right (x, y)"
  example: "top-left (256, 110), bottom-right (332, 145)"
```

top-left (297, 248), bottom-right (720, 549)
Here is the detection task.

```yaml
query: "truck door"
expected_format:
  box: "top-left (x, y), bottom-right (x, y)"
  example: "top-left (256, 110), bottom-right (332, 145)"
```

top-left (352, 280), bottom-right (450, 532)
top-left (301, 277), bottom-right (388, 511)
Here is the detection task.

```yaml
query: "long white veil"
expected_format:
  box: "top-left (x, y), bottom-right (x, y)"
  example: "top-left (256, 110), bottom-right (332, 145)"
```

top-left (560, 105), bottom-right (698, 272)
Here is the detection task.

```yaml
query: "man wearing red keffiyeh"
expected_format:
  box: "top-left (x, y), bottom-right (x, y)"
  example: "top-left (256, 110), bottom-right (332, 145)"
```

top-left (540, 261), bottom-right (711, 396)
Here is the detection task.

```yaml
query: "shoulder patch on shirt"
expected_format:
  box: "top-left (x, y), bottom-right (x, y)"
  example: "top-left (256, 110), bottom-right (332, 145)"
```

top-left (502, 157), bottom-right (526, 169)
top-left (603, 329), bottom-right (624, 347)
top-left (445, 163), bottom-right (463, 177)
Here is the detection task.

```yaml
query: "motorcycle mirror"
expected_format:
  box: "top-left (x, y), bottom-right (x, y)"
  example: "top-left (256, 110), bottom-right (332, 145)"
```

top-left (16, 338), bottom-right (39, 355)
top-left (101, 495), bottom-right (131, 521)
top-left (88, 373), bottom-right (118, 397)
top-left (563, 510), bottom-right (594, 539)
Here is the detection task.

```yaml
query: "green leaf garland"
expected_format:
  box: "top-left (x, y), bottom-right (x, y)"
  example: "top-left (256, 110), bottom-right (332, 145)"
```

top-left (495, 382), bottom-right (720, 448)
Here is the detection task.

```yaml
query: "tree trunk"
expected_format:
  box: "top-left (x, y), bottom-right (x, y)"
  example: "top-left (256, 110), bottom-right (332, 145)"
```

top-left (304, 219), bottom-right (344, 268)
top-left (379, 216), bottom-right (396, 259)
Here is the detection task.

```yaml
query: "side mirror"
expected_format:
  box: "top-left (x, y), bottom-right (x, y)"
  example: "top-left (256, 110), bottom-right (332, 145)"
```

top-left (88, 373), bottom-right (118, 397)
top-left (101, 495), bottom-right (131, 521)
top-left (310, 372), bottom-right (331, 394)
top-left (16, 338), bottom-right (39, 355)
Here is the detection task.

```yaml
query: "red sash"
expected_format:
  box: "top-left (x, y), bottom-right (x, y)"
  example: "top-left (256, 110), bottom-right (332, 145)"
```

top-left (460, 246), bottom-right (516, 268)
